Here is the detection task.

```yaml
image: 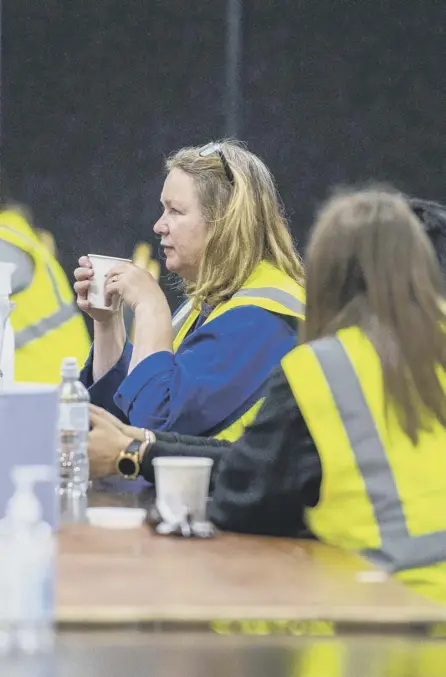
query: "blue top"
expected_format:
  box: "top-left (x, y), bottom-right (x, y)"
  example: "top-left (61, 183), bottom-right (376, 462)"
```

top-left (80, 304), bottom-right (298, 436)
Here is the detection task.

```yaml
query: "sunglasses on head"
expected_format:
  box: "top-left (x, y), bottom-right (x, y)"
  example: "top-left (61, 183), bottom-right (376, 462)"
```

top-left (199, 142), bottom-right (235, 186)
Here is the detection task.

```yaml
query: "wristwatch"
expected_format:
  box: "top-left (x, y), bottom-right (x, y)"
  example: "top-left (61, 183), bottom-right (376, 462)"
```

top-left (116, 439), bottom-right (141, 480)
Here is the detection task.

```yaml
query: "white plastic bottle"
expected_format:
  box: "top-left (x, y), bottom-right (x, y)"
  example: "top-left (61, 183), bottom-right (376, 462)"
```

top-left (59, 357), bottom-right (90, 520)
top-left (0, 465), bottom-right (55, 655)
top-left (0, 262), bottom-right (16, 389)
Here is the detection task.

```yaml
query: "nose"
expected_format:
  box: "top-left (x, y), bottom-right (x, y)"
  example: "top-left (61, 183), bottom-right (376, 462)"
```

top-left (154, 213), bottom-right (169, 236)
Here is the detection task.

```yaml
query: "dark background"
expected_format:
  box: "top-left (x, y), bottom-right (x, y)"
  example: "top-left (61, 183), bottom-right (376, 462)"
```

top-left (3, 0), bottom-right (446, 311)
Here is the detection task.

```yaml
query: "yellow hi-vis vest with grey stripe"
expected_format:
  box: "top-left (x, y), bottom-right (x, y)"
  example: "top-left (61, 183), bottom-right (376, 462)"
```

top-left (282, 326), bottom-right (446, 604)
top-left (173, 260), bottom-right (305, 442)
top-left (0, 210), bottom-right (90, 384)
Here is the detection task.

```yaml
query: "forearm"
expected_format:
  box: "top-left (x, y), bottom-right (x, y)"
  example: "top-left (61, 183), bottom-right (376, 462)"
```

top-left (140, 431), bottom-right (231, 484)
top-left (129, 303), bottom-right (173, 373)
top-left (107, 426), bottom-right (229, 484)
top-left (154, 430), bottom-right (231, 448)
top-left (92, 313), bottom-right (126, 382)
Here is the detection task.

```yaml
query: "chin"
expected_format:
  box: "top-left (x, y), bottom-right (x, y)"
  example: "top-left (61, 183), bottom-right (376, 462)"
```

top-left (165, 258), bottom-right (185, 278)
top-left (165, 257), bottom-right (179, 273)
top-left (165, 255), bottom-right (196, 281)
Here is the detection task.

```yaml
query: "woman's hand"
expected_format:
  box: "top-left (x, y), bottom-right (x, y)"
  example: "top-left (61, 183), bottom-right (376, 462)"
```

top-left (88, 404), bottom-right (147, 478)
top-left (104, 261), bottom-right (170, 315)
top-left (74, 256), bottom-right (120, 323)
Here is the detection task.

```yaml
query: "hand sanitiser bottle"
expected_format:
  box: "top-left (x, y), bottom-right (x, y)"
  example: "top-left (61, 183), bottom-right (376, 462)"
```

top-left (0, 465), bottom-right (55, 655)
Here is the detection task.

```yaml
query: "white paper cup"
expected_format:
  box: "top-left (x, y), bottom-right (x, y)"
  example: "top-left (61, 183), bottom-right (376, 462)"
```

top-left (153, 457), bottom-right (214, 524)
top-left (86, 507), bottom-right (147, 529)
top-left (87, 254), bottom-right (131, 311)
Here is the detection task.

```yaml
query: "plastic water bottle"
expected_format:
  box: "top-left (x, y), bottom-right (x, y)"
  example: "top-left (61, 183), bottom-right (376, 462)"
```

top-left (59, 357), bottom-right (90, 519)
top-left (0, 465), bottom-right (55, 655)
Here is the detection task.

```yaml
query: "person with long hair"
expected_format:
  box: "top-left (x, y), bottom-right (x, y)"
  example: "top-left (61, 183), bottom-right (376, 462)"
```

top-left (75, 141), bottom-right (305, 445)
top-left (89, 187), bottom-right (446, 603)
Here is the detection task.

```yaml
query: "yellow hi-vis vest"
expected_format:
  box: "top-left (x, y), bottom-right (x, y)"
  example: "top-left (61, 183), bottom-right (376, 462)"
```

top-left (0, 210), bottom-right (91, 384)
top-left (282, 326), bottom-right (446, 604)
top-left (173, 260), bottom-right (305, 442)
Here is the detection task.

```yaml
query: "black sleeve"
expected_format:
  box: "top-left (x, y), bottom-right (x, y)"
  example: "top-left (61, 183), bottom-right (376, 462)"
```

top-left (208, 365), bottom-right (321, 537)
top-left (140, 430), bottom-right (232, 483)
top-left (142, 365), bottom-right (322, 538)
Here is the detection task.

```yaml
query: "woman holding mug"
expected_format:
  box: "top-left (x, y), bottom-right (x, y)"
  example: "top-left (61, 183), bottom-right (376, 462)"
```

top-left (75, 140), bottom-right (305, 443)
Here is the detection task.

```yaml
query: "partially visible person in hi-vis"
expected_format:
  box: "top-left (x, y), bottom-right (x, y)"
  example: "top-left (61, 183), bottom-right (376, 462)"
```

top-left (88, 187), bottom-right (446, 603)
top-left (409, 197), bottom-right (446, 275)
top-left (0, 201), bottom-right (90, 384)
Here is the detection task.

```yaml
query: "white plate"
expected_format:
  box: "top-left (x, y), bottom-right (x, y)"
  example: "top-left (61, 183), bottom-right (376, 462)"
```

top-left (86, 507), bottom-right (147, 530)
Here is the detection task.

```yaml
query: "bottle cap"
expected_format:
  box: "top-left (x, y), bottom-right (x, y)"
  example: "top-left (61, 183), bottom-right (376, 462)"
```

top-left (0, 263), bottom-right (16, 296)
top-left (61, 357), bottom-right (79, 379)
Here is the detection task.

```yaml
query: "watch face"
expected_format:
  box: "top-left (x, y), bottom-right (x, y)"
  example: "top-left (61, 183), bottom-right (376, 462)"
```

top-left (118, 455), bottom-right (137, 477)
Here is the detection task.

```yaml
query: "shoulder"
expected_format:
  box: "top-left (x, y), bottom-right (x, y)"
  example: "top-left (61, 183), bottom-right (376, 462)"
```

top-left (206, 304), bottom-right (298, 336)
top-left (264, 363), bottom-right (296, 402)
top-left (177, 305), bottom-right (298, 361)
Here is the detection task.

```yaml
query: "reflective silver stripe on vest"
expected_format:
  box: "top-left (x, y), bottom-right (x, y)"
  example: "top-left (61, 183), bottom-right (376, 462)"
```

top-left (234, 287), bottom-right (305, 316)
top-left (172, 300), bottom-right (194, 338)
top-left (172, 287), bottom-right (305, 339)
top-left (15, 303), bottom-right (79, 349)
top-left (0, 224), bottom-right (79, 348)
top-left (45, 260), bottom-right (64, 305)
top-left (311, 336), bottom-right (446, 573)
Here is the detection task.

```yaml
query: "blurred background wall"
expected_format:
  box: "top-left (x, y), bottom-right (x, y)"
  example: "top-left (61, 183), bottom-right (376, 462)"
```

top-left (3, 0), bottom-right (446, 310)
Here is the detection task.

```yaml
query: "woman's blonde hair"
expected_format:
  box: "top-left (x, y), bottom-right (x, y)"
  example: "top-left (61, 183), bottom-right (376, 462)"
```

top-left (303, 187), bottom-right (446, 443)
top-left (165, 140), bottom-right (304, 306)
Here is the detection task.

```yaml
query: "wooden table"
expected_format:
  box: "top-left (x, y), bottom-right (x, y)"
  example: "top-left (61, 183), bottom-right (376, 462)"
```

top-left (22, 489), bottom-right (441, 677)
top-left (57, 491), bottom-right (446, 635)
